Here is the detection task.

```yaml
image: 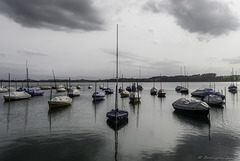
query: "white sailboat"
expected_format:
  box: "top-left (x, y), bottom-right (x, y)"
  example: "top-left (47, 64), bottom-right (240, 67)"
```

top-left (129, 82), bottom-right (141, 103)
top-left (3, 74), bottom-right (31, 102)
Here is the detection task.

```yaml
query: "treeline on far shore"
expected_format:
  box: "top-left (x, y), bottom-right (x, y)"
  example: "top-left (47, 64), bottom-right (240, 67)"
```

top-left (0, 73), bottom-right (239, 83)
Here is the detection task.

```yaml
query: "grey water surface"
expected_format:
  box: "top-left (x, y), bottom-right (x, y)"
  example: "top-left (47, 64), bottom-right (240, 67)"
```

top-left (1, 82), bottom-right (240, 161)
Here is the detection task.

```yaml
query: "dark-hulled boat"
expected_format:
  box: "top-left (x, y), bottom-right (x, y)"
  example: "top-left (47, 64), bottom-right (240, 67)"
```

top-left (105, 88), bottom-right (114, 94)
top-left (172, 98), bottom-right (210, 117)
top-left (158, 89), bottom-right (166, 97)
top-left (191, 88), bottom-right (213, 97)
top-left (203, 94), bottom-right (223, 105)
top-left (150, 87), bottom-right (157, 95)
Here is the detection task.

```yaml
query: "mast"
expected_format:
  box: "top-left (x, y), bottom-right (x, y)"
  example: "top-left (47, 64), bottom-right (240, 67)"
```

top-left (115, 24), bottom-right (119, 121)
top-left (52, 69), bottom-right (57, 88)
top-left (26, 60), bottom-right (29, 88)
top-left (122, 74), bottom-right (123, 89)
top-left (160, 74), bottom-right (162, 89)
top-left (8, 73), bottom-right (10, 101)
top-left (69, 77), bottom-right (71, 88)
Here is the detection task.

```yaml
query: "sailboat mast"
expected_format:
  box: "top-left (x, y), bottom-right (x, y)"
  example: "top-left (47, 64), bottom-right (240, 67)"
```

top-left (52, 69), bottom-right (57, 88)
top-left (160, 74), bottom-right (162, 89)
top-left (115, 24), bottom-right (119, 114)
top-left (26, 60), bottom-right (29, 88)
top-left (122, 74), bottom-right (123, 89)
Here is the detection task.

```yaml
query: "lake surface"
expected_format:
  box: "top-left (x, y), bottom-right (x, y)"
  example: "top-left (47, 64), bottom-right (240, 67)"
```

top-left (1, 82), bottom-right (240, 161)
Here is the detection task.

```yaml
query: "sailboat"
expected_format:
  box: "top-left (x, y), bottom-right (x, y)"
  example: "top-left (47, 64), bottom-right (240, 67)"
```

top-left (0, 79), bottom-right (8, 93)
top-left (4, 74), bottom-right (31, 102)
top-left (129, 82), bottom-right (141, 103)
top-left (106, 24), bottom-right (128, 125)
top-left (150, 79), bottom-right (157, 95)
top-left (120, 74), bottom-right (129, 98)
top-left (180, 67), bottom-right (189, 94)
top-left (92, 82), bottom-right (105, 101)
top-left (158, 74), bottom-right (166, 97)
top-left (119, 74), bottom-right (124, 93)
top-left (175, 67), bottom-right (183, 91)
top-left (48, 88), bottom-right (72, 108)
top-left (17, 62), bottom-right (44, 96)
top-left (228, 68), bottom-right (237, 93)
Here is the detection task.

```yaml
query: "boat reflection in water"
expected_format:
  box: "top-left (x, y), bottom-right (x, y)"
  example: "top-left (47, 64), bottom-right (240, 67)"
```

top-left (107, 118), bottom-right (128, 161)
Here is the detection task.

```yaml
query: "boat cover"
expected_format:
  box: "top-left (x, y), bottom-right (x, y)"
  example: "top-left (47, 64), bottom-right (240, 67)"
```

top-left (172, 98), bottom-right (210, 111)
top-left (106, 109), bottom-right (128, 121)
top-left (203, 94), bottom-right (223, 105)
top-left (4, 91), bottom-right (31, 100)
top-left (50, 96), bottom-right (72, 104)
top-left (129, 91), bottom-right (141, 99)
top-left (17, 87), bottom-right (44, 96)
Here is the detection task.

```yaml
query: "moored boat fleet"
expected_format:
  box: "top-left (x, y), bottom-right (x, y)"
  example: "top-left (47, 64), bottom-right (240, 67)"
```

top-left (0, 26), bottom-right (237, 130)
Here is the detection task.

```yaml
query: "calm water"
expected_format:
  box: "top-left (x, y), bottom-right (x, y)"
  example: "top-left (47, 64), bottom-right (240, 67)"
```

top-left (1, 82), bottom-right (240, 161)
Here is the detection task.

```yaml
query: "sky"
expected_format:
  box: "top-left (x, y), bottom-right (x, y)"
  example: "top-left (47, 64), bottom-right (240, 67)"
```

top-left (1, 0), bottom-right (240, 80)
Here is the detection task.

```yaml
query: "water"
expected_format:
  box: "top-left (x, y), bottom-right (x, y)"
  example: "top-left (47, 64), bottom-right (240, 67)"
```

top-left (1, 82), bottom-right (240, 161)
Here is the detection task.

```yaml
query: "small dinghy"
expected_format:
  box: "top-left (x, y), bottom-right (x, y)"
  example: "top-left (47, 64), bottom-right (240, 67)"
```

top-left (68, 89), bottom-right (80, 97)
top-left (203, 94), bottom-right (223, 105)
top-left (4, 91), bottom-right (31, 102)
top-left (48, 96), bottom-right (72, 108)
top-left (150, 87), bottom-right (157, 95)
top-left (172, 98), bottom-right (210, 117)
top-left (17, 87), bottom-right (44, 96)
top-left (92, 91), bottom-right (105, 101)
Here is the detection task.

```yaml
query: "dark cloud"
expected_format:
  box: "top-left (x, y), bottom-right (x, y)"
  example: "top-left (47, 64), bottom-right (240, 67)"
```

top-left (223, 57), bottom-right (240, 64)
top-left (0, 0), bottom-right (105, 31)
top-left (18, 49), bottom-right (47, 56)
top-left (143, 0), bottom-right (240, 37)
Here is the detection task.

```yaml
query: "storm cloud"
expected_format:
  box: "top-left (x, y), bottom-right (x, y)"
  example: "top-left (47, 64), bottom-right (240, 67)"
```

top-left (0, 0), bottom-right (105, 31)
top-left (143, 0), bottom-right (240, 37)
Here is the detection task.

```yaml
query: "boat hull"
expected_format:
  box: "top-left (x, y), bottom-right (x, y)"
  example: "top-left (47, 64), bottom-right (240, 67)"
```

top-left (172, 98), bottom-right (210, 117)
top-left (48, 96), bottom-right (72, 108)
top-left (4, 96), bottom-right (30, 102)
top-left (158, 93), bottom-right (166, 97)
top-left (48, 102), bottom-right (72, 108)
top-left (173, 108), bottom-right (209, 117)
top-left (106, 109), bottom-right (128, 122)
top-left (4, 92), bottom-right (31, 102)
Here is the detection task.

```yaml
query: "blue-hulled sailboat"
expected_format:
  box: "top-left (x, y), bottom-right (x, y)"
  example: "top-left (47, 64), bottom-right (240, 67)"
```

top-left (106, 24), bottom-right (128, 125)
